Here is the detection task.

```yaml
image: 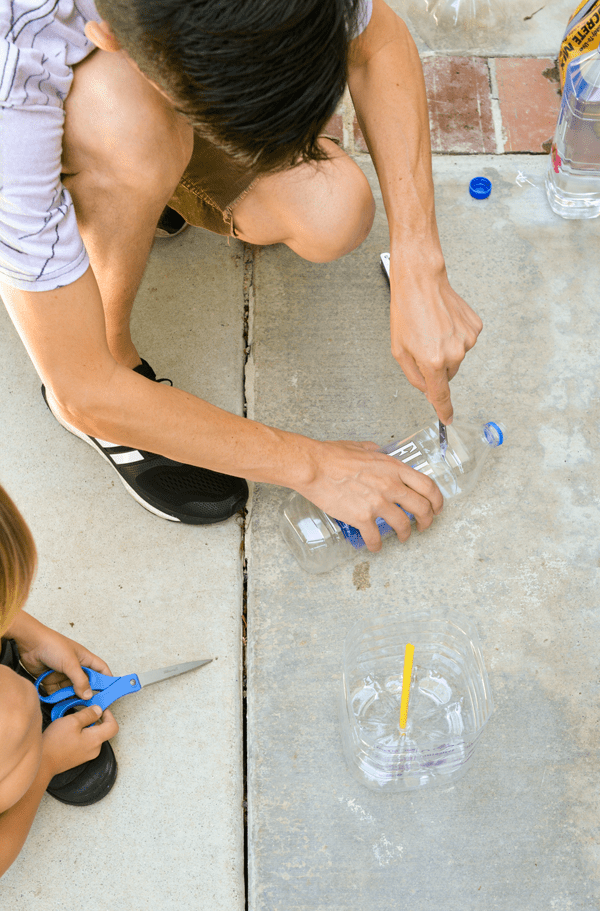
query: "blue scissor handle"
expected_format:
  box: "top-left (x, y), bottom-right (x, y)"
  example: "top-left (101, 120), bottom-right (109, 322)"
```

top-left (36, 667), bottom-right (142, 721)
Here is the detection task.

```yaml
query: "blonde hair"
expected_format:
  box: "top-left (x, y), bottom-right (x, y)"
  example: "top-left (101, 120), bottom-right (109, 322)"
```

top-left (0, 486), bottom-right (37, 637)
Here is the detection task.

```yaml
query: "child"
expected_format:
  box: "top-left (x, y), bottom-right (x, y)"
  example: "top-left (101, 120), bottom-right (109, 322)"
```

top-left (0, 484), bottom-right (118, 877)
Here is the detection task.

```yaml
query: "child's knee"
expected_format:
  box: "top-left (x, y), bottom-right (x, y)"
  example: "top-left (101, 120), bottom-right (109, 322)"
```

top-left (0, 668), bottom-right (43, 813)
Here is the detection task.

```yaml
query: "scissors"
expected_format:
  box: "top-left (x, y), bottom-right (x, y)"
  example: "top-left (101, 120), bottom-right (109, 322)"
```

top-left (35, 658), bottom-right (212, 722)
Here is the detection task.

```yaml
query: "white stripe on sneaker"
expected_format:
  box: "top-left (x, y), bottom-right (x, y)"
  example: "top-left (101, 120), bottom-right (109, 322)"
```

top-left (111, 450), bottom-right (145, 465)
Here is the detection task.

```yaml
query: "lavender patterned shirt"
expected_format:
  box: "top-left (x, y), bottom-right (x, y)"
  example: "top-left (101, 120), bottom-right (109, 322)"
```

top-left (0, 0), bottom-right (372, 292)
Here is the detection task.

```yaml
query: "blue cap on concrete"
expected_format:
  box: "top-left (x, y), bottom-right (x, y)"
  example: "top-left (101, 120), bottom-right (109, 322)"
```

top-left (469, 177), bottom-right (492, 199)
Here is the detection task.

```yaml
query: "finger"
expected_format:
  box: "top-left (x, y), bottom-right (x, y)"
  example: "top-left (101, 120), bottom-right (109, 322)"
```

top-left (392, 489), bottom-right (434, 533)
top-left (357, 441), bottom-right (381, 452)
top-left (82, 652), bottom-right (113, 678)
top-left (376, 505), bottom-right (413, 543)
top-left (396, 467), bottom-right (444, 518)
top-left (96, 708), bottom-right (119, 740)
top-left (74, 704), bottom-right (104, 729)
top-left (39, 670), bottom-right (62, 694)
top-left (393, 350), bottom-right (428, 393)
top-left (465, 311), bottom-right (483, 345)
top-left (62, 662), bottom-right (95, 701)
top-left (356, 521), bottom-right (384, 553)
top-left (422, 368), bottom-right (453, 424)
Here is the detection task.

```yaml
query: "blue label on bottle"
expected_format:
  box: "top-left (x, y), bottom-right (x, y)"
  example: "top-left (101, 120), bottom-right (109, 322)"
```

top-left (335, 437), bottom-right (433, 550)
top-left (335, 440), bottom-right (433, 550)
top-left (338, 511), bottom-right (416, 550)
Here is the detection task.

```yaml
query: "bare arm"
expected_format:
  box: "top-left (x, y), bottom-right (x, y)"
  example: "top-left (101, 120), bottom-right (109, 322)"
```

top-left (347, 0), bottom-right (483, 423)
top-left (0, 704), bottom-right (117, 878)
top-left (0, 755), bottom-right (55, 877)
top-left (1, 267), bottom-right (442, 549)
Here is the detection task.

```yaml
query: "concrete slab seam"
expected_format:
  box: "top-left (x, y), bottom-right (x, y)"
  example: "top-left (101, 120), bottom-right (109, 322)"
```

top-left (241, 241), bottom-right (256, 909)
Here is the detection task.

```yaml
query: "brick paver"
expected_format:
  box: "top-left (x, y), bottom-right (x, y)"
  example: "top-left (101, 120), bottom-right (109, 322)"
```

top-left (325, 112), bottom-right (344, 144)
top-left (353, 115), bottom-right (369, 153)
top-left (423, 56), bottom-right (496, 154)
top-left (340, 56), bottom-right (562, 157)
top-left (494, 57), bottom-right (562, 152)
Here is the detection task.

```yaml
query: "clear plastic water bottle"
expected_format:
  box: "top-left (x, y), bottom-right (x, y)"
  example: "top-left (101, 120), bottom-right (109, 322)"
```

top-left (404, 0), bottom-right (511, 50)
top-left (546, 47), bottom-right (600, 219)
top-left (280, 419), bottom-right (504, 574)
top-left (339, 611), bottom-right (494, 792)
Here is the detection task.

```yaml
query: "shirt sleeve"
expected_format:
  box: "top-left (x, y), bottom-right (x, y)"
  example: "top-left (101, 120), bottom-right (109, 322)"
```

top-left (353, 0), bottom-right (373, 37)
top-left (0, 41), bottom-right (89, 292)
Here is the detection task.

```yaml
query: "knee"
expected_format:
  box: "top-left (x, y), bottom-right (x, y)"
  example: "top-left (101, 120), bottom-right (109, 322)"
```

top-left (63, 51), bottom-right (194, 208)
top-left (126, 99), bottom-right (194, 200)
top-left (98, 112), bottom-right (193, 208)
top-left (300, 165), bottom-right (375, 263)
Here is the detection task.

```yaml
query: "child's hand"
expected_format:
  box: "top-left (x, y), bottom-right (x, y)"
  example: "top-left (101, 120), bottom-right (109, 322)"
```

top-left (41, 705), bottom-right (119, 778)
top-left (5, 612), bottom-right (113, 701)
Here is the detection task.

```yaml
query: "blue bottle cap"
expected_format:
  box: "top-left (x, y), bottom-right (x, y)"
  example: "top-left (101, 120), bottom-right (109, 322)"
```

top-left (469, 177), bottom-right (492, 199)
top-left (484, 422), bottom-right (504, 446)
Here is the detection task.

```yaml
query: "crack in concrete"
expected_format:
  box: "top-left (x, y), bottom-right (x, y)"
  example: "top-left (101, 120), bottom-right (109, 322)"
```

top-left (240, 242), bottom-right (255, 911)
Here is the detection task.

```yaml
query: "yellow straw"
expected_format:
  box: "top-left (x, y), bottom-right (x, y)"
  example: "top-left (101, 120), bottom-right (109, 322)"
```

top-left (399, 642), bottom-right (415, 734)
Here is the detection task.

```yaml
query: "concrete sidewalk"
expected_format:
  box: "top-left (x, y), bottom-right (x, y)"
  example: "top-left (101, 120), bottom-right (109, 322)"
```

top-left (0, 231), bottom-right (246, 909)
top-left (246, 153), bottom-right (600, 910)
top-left (245, 5), bottom-right (599, 908)
top-left (2, 1), bottom-right (599, 908)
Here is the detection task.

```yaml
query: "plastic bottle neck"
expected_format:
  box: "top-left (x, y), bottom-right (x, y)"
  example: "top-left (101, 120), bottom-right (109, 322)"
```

top-left (483, 422), bottom-right (504, 447)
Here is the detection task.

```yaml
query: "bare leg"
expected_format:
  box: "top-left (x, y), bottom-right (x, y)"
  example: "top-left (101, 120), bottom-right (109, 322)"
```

top-left (61, 53), bottom-right (370, 370)
top-left (61, 50), bottom-right (194, 368)
top-left (232, 139), bottom-right (375, 262)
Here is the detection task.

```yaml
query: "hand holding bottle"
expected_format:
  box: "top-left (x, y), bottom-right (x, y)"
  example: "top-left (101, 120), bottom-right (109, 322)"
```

top-left (297, 438), bottom-right (444, 553)
top-left (282, 418), bottom-right (504, 573)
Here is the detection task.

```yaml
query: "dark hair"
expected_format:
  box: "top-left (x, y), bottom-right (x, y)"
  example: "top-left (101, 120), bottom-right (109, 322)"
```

top-left (96, 0), bottom-right (362, 172)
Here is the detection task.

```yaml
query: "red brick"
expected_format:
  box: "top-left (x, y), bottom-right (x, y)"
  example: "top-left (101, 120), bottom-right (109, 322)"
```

top-left (495, 58), bottom-right (561, 153)
top-left (324, 112), bottom-right (344, 143)
top-left (353, 115), bottom-right (369, 153)
top-left (423, 57), bottom-right (496, 154)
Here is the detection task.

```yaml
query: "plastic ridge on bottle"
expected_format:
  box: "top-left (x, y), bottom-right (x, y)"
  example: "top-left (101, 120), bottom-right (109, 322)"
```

top-left (546, 47), bottom-right (600, 219)
top-left (404, 0), bottom-right (511, 51)
top-left (339, 610), bottom-right (494, 792)
top-left (280, 419), bottom-right (505, 574)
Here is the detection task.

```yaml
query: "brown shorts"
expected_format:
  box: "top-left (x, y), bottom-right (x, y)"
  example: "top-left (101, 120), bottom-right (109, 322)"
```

top-left (167, 132), bottom-right (258, 237)
top-left (167, 132), bottom-right (341, 238)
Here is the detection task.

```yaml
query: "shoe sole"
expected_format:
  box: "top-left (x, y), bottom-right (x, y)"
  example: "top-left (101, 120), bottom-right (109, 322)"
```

top-left (47, 770), bottom-right (117, 806)
top-left (155, 223), bottom-right (189, 238)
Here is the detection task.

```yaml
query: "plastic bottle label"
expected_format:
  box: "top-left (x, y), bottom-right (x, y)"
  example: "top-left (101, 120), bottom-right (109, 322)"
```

top-left (559, 0), bottom-right (600, 89)
top-left (337, 513), bottom-right (414, 549)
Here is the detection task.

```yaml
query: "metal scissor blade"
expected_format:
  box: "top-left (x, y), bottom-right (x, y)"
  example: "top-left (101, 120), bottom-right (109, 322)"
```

top-left (137, 659), bottom-right (212, 688)
top-left (439, 420), bottom-right (448, 458)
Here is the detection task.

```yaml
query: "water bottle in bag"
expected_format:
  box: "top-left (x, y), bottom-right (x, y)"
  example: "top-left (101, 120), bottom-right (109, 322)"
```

top-left (280, 419), bottom-right (504, 574)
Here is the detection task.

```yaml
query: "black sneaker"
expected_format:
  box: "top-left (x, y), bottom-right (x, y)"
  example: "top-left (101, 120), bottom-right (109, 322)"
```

top-left (155, 206), bottom-right (188, 238)
top-left (1, 638), bottom-right (117, 806)
top-left (41, 359), bottom-right (249, 524)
